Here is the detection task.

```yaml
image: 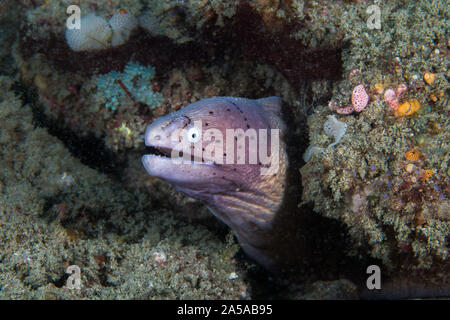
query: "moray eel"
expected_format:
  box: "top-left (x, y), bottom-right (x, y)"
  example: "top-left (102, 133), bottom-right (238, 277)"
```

top-left (142, 96), bottom-right (449, 298)
top-left (142, 96), bottom-right (302, 271)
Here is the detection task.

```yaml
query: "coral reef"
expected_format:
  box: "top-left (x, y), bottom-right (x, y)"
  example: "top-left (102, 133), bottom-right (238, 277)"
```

top-left (2, 0), bottom-right (448, 299)
top-left (0, 75), bottom-right (247, 299)
top-left (300, 0), bottom-right (449, 279)
top-left (302, 103), bottom-right (449, 272)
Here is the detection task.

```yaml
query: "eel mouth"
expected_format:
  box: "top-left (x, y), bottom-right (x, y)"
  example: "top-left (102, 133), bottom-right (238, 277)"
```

top-left (144, 145), bottom-right (194, 161)
top-left (144, 145), bottom-right (216, 165)
top-left (146, 145), bottom-right (174, 158)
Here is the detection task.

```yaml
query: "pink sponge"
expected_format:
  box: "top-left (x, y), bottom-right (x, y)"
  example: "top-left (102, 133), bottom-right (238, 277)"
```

top-left (351, 85), bottom-right (369, 112)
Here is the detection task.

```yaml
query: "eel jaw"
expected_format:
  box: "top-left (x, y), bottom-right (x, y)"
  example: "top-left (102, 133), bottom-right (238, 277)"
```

top-left (142, 143), bottom-right (218, 185)
top-left (142, 153), bottom-right (214, 183)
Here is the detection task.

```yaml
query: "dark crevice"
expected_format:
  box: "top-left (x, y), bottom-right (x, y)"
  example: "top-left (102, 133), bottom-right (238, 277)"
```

top-left (18, 3), bottom-right (343, 94)
top-left (233, 3), bottom-right (343, 91)
top-left (11, 81), bottom-right (125, 177)
top-left (51, 273), bottom-right (69, 288)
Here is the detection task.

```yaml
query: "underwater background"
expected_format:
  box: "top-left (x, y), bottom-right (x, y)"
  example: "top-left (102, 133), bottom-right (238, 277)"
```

top-left (0, 0), bottom-right (448, 299)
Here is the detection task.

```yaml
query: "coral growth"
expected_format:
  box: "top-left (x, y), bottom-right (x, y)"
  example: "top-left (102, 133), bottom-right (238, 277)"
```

top-left (334, 84), bottom-right (369, 114)
top-left (0, 75), bottom-right (246, 299)
top-left (302, 103), bottom-right (449, 272)
top-left (300, 0), bottom-right (448, 282)
top-left (65, 11), bottom-right (138, 52)
top-left (95, 61), bottom-right (163, 111)
top-left (351, 85), bottom-right (369, 112)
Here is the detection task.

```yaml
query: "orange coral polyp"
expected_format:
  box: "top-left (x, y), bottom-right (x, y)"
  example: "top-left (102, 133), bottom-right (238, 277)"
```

top-left (421, 169), bottom-right (433, 182)
top-left (405, 149), bottom-right (421, 161)
top-left (423, 73), bottom-right (436, 85)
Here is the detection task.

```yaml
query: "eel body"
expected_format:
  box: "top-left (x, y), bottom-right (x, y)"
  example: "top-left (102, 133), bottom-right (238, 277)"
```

top-left (142, 96), bottom-right (293, 271)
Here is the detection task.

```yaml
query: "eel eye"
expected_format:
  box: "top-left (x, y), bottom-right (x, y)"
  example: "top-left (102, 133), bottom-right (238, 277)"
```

top-left (186, 126), bottom-right (201, 143)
